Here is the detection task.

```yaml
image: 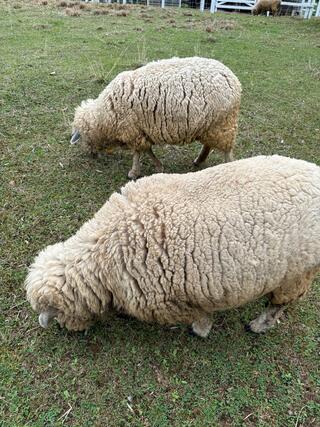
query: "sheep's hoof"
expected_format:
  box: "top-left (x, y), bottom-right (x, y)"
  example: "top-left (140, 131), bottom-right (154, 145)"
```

top-left (128, 170), bottom-right (141, 180)
top-left (155, 165), bottom-right (164, 174)
top-left (190, 318), bottom-right (212, 338)
top-left (188, 327), bottom-right (200, 337)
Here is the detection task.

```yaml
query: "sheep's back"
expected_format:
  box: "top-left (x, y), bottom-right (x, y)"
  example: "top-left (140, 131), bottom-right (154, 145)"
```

top-left (104, 156), bottom-right (320, 319)
top-left (108, 57), bottom-right (241, 145)
top-left (254, 0), bottom-right (280, 10)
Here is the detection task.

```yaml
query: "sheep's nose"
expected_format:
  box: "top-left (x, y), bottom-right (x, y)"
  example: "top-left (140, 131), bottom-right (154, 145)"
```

top-left (70, 130), bottom-right (81, 144)
top-left (39, 312), bottom-right (51, 328)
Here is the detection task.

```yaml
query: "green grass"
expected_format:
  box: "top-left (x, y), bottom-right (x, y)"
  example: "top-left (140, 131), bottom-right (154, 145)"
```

top-left (1, 1), bottom-right (320, 425)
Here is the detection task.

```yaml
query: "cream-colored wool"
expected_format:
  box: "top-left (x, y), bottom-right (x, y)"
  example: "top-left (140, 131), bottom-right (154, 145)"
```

top-left (252, 0), bottom-right (281, 15)
top-left (71, 57), bottom-right (241, 179)
top-left (25, 156), bottom-right (320, 336)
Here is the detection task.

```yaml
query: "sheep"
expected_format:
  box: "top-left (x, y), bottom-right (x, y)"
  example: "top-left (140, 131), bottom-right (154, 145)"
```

top-left (70, 57), bottom-right (241, 179)
top-left (25, 155), bottom-right (320, 337)
top-left (252, 0), bottom-right (281, 15)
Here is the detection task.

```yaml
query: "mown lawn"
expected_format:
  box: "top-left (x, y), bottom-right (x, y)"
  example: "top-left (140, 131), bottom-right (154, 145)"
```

top-left (0, 1), bottom-right (319, 425)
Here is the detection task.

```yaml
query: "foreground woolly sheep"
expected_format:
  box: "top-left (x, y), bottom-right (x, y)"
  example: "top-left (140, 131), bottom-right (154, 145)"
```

top-left (252, 0), bottom-right (281, 15)
top-left (70, 57), bottom-right (241, 179)
top-left (25, 156), bottom-right (320, 337)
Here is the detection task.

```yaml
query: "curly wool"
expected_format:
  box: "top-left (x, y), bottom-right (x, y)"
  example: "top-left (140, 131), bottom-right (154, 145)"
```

top-left (252, 0), bottom-right (281, 15)
top-left (72, 57), bottom-right (241, 171)
top-left (25, 156), bottom-right (320, 332)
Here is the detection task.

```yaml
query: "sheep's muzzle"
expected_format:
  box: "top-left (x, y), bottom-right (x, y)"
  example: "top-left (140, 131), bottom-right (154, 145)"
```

top-left (38, 308), bottom-right (57, 328)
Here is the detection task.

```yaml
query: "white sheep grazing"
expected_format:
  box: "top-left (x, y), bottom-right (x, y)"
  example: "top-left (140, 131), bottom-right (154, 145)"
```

top-left (25, 156), bottom-right (320, 337)
top-left (70, 57), bottom-right (241, 179)
top-left (252, 0), bottom-right (281, 15)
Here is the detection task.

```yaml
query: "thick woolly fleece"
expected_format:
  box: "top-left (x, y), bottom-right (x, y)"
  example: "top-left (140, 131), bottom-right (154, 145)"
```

top-left (252, 0), bottom-right (281, 15)
top-left (72, 57), bottom-right (241, 162)
top-left (25, 156), bottom-right (320, 332)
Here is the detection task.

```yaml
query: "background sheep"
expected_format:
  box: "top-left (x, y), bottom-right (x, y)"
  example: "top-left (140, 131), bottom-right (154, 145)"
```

top-left (71, 57), bottom-right (241, 179)
top-left (252, 0), bottom-right (281, 15)
top-left (25, 156), bottom-right (320, 337)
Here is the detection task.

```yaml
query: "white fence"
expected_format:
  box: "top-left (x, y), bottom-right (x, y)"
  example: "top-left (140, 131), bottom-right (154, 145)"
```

top-left (211, 0), bottom-right (317, 17)
top-left (85, 0), bottom-right (320, 17)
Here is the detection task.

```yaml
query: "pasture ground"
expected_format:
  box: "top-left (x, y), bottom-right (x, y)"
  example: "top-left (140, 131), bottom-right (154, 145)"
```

top-left (0, 1), bottom-right (319, 425)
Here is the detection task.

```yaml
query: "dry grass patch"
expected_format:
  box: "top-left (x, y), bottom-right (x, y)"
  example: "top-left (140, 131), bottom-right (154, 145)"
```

top-left (114, 10), bottom-right (129, 16)
top-left (65, 7), bottom-right (80, 16)
top-left (204, 19), bottom-right (238, 33)
top-left (206, 35), bottom-right (217, 43)
top-left (32, 23), bottom-right (51, 29)
top-left (93, 8), bottom-right (110, 15)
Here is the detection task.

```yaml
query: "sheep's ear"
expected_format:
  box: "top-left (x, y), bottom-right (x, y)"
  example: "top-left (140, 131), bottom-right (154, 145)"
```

top-left (38, 308), bottom-right (57, 328)
top-left (70, 130), bottom-right (81, 145)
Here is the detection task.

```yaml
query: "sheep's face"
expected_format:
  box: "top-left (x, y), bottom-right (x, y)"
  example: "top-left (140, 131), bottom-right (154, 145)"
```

top-left (71, 99), bottom-right (96, 149)
top-left (71, 99), bottom-right (117, 156)
top-left (25, 243), bottom-right (94, 332)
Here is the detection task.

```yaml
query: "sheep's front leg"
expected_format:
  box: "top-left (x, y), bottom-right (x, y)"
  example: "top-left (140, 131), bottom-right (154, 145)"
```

top-left (246, 304), bottom-right (286, 334)
top-left (147, 147), bottom-right (164, 173)
top-left (193, 145), bottom-right (211, 167)
top-left (190, 315), bottom-right (213, 338)
top-left (128, 151), bottom-right (142, 180)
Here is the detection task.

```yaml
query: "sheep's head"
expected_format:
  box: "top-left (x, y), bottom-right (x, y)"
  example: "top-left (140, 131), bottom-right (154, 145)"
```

top-left (252, 6), bottom-right (258, 14)
top-left (71, 98), bottom-right (116, 156)
top-left (71, 99), bottom-right (97, 152)
top-left (25, 242), bottom-right (95, 332)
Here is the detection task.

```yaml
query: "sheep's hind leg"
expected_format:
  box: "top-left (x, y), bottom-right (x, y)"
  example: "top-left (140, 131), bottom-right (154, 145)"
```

top-left (128, 151), bottom-right (142, 180)
top-left (190, 315), bottom-right (213, 338)
top-left (246, 305), bottom-right (286, 334)
top-left (147, 147), bottom-right (164, 173)
top-left (193, 145), bottom-right (211, 167)
top-left (224, 148), bottom-right (234, 162)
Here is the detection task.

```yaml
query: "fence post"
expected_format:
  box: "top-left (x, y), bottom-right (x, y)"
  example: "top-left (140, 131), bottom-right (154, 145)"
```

top-left (304, 0), bottom-right (310, 17)
top-left (123, 0), bottom-right (126, 4)
top-left (308, 0), bottom-right (315, 16)
top-left (316, 0), bottom-right (320, 15)
top-left (200, 0), bottom-right (205, 11)
top-left (161, 0), bottom-right (165, 7)
top-left (178, 0), bottom-right (182, 7)
top-left (210, 0), bottom-right (216, 12)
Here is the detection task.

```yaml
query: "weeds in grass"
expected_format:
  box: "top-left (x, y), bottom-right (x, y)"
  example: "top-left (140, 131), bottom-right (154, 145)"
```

top-left (307, 59), bottom-right (320, 80)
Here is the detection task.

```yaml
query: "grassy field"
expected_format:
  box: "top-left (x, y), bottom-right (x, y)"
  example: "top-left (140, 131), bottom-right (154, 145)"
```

top-left (1, 0), bottom-right (320, 425)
